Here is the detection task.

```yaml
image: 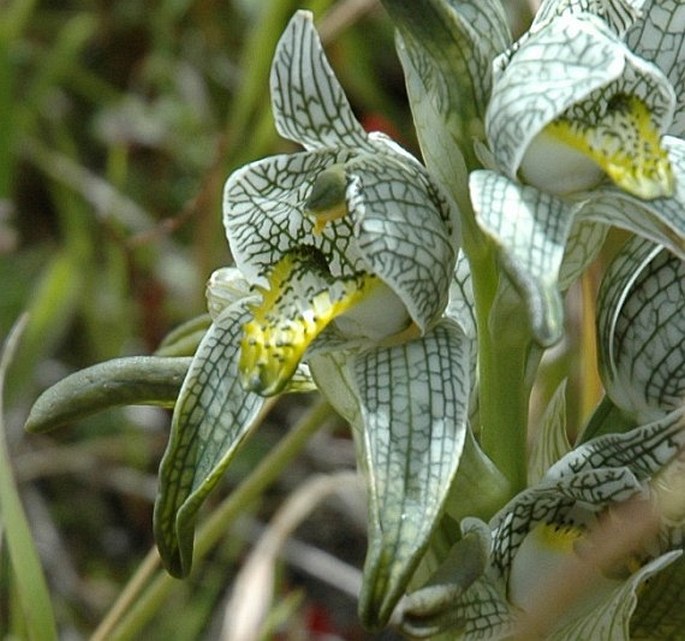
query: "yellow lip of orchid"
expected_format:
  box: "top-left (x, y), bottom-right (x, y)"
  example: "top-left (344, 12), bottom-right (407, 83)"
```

top-left (239, 247), bottom-right (378, 396)
top-left (545, 94), bottom-right (675, 200)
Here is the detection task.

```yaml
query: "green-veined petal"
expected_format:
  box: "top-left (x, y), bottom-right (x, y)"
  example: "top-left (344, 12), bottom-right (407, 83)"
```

top-left (532, 0), bottom-right (645, 35)
top-left (578, 135), bottom-right (685, 261)
top-left (270, 11), bottom-right (372, 152)
top-left (626, 0), bottom-right (685, 136)
top-left (528, 380), bottom-right (572, 485)
top-left (154, 300), bottom-right (266, 577)
top-left (558, 218), bottom-right (607, 290)
top-left (596, 236), bottom-right (685, 423)
top-left (543, 94), bottom-right (674, 199)
top-left (488, 14), bottom-right (674, 187)
top-left (445, 250), bottom-right (477, 340)
top-left (346, 153), bottom-right (457, 332)
top-left (399, 519), bottom-right (513, 640)
top-left (469, 169), bottom-right (579, 345)
top-left (224, 148), bottom-right (362, 281)
top-left (544, 407), bottom-right (685, 482)
top-left (206, 267), bottom-right (251, 320)
top-left (351, 321), bottom-right (473, 628)
top-left (381, 0), bottom-right (511, 172)
top-left (239, 246), bottom-right (376, 396)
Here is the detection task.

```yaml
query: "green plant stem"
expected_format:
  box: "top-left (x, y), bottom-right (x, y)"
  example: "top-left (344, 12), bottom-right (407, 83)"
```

top-left (90, 397), bottom-right (334, 641)
top-left (462, 214), bottom-right (529, 495)
top-left (477, 304), bottom-right (530, 494)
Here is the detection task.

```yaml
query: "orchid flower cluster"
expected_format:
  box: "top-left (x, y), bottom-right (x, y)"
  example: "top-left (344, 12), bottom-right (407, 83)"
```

top-left (26, 0), bottom-right (685, 639)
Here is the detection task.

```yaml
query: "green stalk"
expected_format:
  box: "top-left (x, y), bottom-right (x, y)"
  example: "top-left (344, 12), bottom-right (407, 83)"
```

top-left (461, 204), bottom-right (529, 495)
top-left (90, 398), bottom-right (334, 641)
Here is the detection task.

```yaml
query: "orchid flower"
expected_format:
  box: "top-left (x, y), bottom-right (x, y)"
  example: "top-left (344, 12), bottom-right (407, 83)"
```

top-left (474, 0), bottom-right (685, 345)
top-left (152, 10), bottom-right (475, 628)
top-left (383, 0), bottom-right (685, 345)
top-left (397, 224), bottom-right (685, 640)
top-left (399, 407), bottom-right (685, 640)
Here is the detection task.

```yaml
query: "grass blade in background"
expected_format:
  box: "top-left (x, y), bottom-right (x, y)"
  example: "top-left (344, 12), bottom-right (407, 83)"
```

top-left (0, 316), bottom-right (58, 641)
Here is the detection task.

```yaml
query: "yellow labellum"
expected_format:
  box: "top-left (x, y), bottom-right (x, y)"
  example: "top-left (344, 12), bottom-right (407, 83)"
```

top-left (547, 94), bottom-right (675, 199)
top-left (239, 248), bottom-right (376, 396)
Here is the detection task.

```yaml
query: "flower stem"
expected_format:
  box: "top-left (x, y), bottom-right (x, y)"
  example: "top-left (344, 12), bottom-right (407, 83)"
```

top-left (462, 214), bottom-right (529, 495)
top-left (90, 398), bottom-right (334, 641)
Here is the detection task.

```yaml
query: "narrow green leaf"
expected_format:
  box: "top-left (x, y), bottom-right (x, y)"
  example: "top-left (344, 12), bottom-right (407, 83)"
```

top-left (24, 356), bottom-right (191, 433)
top-left (0, 316), bottom-right (58, 641)
top-left (153, 301), bottom-right (266, 577)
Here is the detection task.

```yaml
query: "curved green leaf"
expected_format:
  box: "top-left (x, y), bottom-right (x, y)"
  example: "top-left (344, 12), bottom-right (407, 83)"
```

top-left (154, 301), bottom-right (266, 577)
top-left (1, 318), bottom-right (58, 641)
top-left (25, 356), bottom-right (191, 433)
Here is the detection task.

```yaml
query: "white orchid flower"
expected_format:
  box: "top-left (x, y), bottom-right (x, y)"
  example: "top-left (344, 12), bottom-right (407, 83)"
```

top-left (468, 0), bottom-right (685, 345)
top-left (488, 0), bottom-right (680, 199)
top-left (399, 408), bottom-right (685, 640)
top-left (153, 11), bottom-right (474, 628)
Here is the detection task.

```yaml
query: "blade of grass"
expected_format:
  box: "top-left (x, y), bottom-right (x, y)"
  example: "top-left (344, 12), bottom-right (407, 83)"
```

top-left (0, 315), bottom-right (59, 641)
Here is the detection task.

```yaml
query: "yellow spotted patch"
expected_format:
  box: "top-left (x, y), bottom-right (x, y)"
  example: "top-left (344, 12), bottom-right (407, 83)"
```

top-left (239, 247), bottom-right (376, 396)
top-left (547, 94), bottom-right (675, 199)
top-left (535, 522), bottom-right (584, 554)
